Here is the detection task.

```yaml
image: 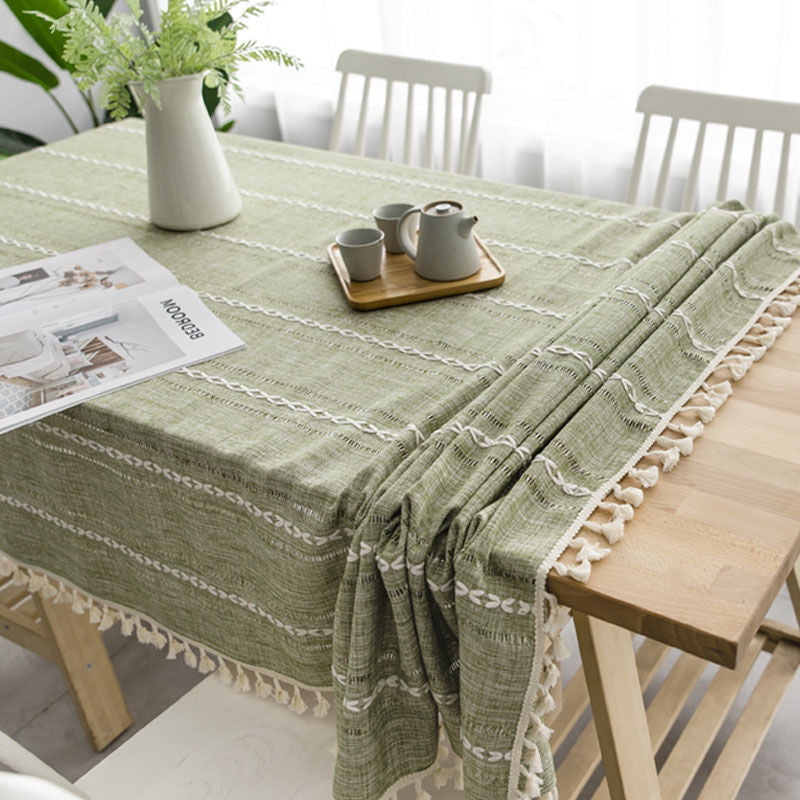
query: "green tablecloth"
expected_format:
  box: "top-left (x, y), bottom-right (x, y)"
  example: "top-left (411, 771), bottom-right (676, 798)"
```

top-left (1, 122), bottom-right (799, 800)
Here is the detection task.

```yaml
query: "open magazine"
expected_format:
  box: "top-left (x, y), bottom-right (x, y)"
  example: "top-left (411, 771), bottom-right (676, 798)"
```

top-left (0, 237), bottom-right (244, 435)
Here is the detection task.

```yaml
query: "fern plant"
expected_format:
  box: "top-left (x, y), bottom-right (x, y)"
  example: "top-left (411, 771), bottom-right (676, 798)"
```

top-left (35, 0), bottom-right (301, 121)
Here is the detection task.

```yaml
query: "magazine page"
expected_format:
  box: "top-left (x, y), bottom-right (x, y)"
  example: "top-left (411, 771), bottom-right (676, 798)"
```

top-left (0, 284), bottom-right (244, 436)
top-left (0, 238), bottom-right (179, 320)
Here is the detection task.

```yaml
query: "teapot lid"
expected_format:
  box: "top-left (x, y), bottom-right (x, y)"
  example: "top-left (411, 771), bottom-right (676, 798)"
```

top-left (423, 200), bottom-right (462, 216)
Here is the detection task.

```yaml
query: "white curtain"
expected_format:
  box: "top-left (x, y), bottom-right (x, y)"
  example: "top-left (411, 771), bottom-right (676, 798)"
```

top-left (229, 0), bottom-right (800, 211)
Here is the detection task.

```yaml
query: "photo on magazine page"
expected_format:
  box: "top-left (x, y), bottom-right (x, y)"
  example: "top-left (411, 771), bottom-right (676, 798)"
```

top-left (0, 288), bottom-right (243, 435)
top-left (0, 238), bottom-right (177, 319)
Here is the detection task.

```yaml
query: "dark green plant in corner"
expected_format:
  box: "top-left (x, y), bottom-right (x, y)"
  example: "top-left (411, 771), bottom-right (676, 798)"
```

top-left (1, 0), bottom-right (299, 157)
top-left (0, 0), bottom-right (114, 156)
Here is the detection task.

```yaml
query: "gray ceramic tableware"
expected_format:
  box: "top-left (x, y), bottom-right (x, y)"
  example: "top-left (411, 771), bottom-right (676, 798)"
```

top-left (373, 203), bottom-right (415, 253)
top-left (397, 200), bottom-right (480, 281)
top-left (335, 228), bottom-right (384, 281)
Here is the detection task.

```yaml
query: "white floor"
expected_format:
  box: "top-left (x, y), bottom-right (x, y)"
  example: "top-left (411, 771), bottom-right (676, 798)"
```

top-left (1, 590), bottom-right (798, 799)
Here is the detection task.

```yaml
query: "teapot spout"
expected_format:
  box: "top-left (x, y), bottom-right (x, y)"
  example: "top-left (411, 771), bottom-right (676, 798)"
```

top-left (458, 213), bottom-right (478, 238)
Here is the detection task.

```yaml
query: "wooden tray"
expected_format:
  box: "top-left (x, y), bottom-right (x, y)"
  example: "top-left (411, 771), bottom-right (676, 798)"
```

top-left (327, 235), bottom-right (505, 311)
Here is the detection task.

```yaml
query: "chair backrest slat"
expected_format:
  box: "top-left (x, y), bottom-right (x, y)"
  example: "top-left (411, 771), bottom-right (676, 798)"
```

top-left (424, 85), bottom-right (435, 169)
top-left (330, 49), bottom-right (491, 176)
top-left (716, 125), bottom-right (736, 202)
top-left (328, 73), bottom-right (349, 153)
top-left (681, 120), bottom-right (707, 211)
top-left (463, 92), bottom-right (483, 176)
top-left (443, 88), bottom-right (454, 173)
top-left (626, 112), bottom-right (651, 205)
top-left (458, 92), bottom-right (471, 173)
top-left (354, 77), bottom-right (371, 156)
top-left (654, 117), bottom-right (679, 208)
top-left (379, 81), bottom-right (394, 160)
top-left (745, 128), bottom-right (764, 208)
top-left (774, 131), bottom-right (791, 218)
top-left (403, 83), bottom-right (415, 164)
top-left (628, 84), bottom-right (800, 218)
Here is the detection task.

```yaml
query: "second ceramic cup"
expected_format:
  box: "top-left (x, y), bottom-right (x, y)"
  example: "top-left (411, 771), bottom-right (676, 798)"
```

top-left (335, 228), bottom-right (384, 281)
top-left (373, 203), bottom-right (415, 253)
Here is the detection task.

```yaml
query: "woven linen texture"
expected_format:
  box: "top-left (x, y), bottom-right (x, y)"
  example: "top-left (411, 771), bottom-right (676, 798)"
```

top-left (0, 122), bottom-right (798, 800)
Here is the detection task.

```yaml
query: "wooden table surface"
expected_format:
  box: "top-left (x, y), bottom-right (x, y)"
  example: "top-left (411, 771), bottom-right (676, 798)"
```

top-left (549, 314), bottom-right (800, 669)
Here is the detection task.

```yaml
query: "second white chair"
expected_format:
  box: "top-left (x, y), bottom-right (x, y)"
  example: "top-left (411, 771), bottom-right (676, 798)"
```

top-left (329, 49), bottom-right (492, 176)
top-left (627, 84), bottom-right (800, 221)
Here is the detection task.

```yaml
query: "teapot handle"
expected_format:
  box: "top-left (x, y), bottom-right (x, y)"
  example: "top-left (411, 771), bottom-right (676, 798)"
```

top-left (397, 206), bottom-right (421, 261)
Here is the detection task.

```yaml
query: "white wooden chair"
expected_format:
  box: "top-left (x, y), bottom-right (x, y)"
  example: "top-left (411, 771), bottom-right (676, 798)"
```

top-left (328, 49), bottom-right (492, 176)
top-left (626, 85), bottom-right (800, 221)
top-left (0, 732), bottom-right (88, 799)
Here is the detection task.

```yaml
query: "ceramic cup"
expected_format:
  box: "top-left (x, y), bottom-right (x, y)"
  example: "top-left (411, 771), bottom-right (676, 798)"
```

top-left (335, 228), bottom-right (384, 281)
top-left (373, 203), bottom-right (415, 254)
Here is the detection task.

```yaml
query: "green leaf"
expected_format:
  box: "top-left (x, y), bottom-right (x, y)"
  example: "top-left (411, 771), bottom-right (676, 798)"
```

top-left (202, 80), bottom-right (221, 117)
top-left (93, 0), bottom-right (116, 16)
top-left (207, 11), bottom-right (232, 32)
top-left (0, 40), bottom-right (59, 89)
top-left (217, 119), bottom-right (234, 132)
top-left (8, 0), bottom-right (70, 70)
top-left (0, 126), bottom-right (45, 155)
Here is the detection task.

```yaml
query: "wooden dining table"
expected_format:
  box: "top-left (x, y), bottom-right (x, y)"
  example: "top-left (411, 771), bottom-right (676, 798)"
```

top-left (0, 121), bottom-right (798, 800)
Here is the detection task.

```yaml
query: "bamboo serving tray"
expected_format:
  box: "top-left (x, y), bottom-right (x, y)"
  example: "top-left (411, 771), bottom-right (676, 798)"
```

top-left (327, 235), bottom-right (505, 311)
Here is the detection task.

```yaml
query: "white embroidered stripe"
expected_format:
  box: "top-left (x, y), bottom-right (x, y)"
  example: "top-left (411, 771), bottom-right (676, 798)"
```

top-left (711, 207), bottom-right (763, 226)
top-left (346, 542), bottom-right (425, 575)
top-left (455, 580), bottom-right (534, 614)
top-left (531, 454), bottom-right (593, 497)
top-left (719, 261), bottom-right (765, 301)
top-left (427, 576), bottom-right (454, 592)
top-left (221, 146), bottom-right (656, 229)
top-left (346, 542), bottom-right (534, 614)
top-left (41, 147), bottom-right (374, 222)
top-left (200, 292), bottom-right (505, 376)
top-left (545, 344), bottom-right (594, 370)
top-left (769, 226), bottom-right (800, 257)
top-left (0, 181), bottom-right (148, 222)
top-left (111, 124), bottom-right (655, 228)
top-left (33, 421), bottom-right (339, 546)
top-left (0, 492), bottom-right (331, 637)
top-left (197, 229), bottom-right (329, 264)
top-left (0, 231), bottom-right (503, 377)
top-left (482, 238), bottom-right (636, 270)
top-left (462, 734), bottom-right (512, 763)
top-left (41, 148), bottom-right (147, 175)
top-left (607, 373), bottom-right (663, 418)
top-left (464, 292), bottom-right (567, 319)
top-left (180, 367), bottom-right (423, 444)
top-left (698, 255), bottom-right (716, 274)
top-left (34, 148), bottom-right (646, 292)
top-left (671, 239), bottom-right (700, 261)
top-left (672, 309), bottom-right (717, 353)
top-left (0, 182), bottom-right (329, 266)
top-left (0, 234), bottom-right (57, 256)
top-left (330, 665), bottom-right (459, 713)
top-left (615, 285), bottom-right (655, 314)
top-left (447, 420), bottom-right (531, 459)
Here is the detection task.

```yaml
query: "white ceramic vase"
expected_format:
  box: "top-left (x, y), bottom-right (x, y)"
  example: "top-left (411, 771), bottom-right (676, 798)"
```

top-left (135, 74), bottom-right (242, 231)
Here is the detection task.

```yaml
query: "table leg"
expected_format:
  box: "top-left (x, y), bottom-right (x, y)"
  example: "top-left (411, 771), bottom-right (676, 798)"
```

top-left (787, 557), bottom-right (800, 628)
top-left (33, 593), bottom-right (131, 751)
top-left (573, 611), bottom-right (661, 800)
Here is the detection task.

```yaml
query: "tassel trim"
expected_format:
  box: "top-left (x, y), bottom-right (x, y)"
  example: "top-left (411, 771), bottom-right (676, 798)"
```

top-left (0, 551), bottom-right (334, 721)
top-left (553, 279), bottom-right (798, 587)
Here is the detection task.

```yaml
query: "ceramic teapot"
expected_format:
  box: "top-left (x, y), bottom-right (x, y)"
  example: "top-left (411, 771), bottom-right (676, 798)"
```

top-left (397, 200), bottom-right (480, 281)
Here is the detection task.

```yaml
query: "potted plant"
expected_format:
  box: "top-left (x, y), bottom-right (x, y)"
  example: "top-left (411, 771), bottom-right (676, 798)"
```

top-left (37, 0), bottom-right (301, 230)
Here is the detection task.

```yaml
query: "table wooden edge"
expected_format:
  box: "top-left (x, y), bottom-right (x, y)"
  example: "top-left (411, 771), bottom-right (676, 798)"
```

top-left (547, 319), bottom-right (800, 670)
